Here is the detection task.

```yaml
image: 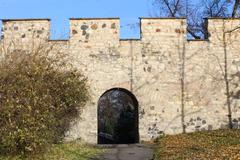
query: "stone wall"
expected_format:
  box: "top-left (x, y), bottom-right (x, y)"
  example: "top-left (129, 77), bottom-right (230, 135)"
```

top-left (1, 17), bottom-right (240, 143)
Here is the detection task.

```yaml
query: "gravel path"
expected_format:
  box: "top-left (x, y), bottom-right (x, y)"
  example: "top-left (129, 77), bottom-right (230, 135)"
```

top-left (91, 144), bottom-right (154, 160)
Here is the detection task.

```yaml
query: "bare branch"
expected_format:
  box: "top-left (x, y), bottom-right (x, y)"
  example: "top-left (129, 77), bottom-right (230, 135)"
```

top-left (232, 0), bottom-right (240, 17)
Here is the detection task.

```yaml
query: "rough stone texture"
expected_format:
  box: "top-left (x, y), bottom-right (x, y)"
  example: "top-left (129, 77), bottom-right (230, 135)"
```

top-left (1, 19), bottom-right (50, 50)
top-left (1, 18), bottom-right (240, 144)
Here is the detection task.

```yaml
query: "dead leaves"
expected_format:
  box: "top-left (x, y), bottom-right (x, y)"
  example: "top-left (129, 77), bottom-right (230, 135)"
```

top-left (155, 129), bottom-right (240, 160)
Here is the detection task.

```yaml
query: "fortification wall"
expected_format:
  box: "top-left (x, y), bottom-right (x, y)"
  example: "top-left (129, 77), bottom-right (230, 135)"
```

top-left (1, 17), bottom-right (240, 143)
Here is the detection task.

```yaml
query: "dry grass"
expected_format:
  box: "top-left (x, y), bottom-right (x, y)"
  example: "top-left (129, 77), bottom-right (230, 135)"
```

top-left (0, 141), bottom-right (103, 160)
top-left (154, 129), bottom-right (240, 160)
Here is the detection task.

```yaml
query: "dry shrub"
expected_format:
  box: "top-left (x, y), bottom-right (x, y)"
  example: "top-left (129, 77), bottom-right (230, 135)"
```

top-left (0, 44), bottom-right (89, 155)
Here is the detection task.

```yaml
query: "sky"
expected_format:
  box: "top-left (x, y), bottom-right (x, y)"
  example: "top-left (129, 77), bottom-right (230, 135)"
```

top-left (0, 0), bottom-right (153, 39)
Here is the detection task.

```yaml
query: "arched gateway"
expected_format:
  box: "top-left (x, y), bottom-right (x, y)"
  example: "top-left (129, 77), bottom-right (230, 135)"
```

top-left (97, 88), bottom-right (139, 144)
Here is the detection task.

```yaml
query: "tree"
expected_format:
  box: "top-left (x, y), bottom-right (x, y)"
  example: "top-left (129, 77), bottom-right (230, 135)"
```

top-left (151, 0), bottom-right (186, 17)
top-left (232, 0), bottom-right (240, 17)
top-left (0, 42), bottom-right (89, 155)
top-left (151, 0), bottom-right (240, 39)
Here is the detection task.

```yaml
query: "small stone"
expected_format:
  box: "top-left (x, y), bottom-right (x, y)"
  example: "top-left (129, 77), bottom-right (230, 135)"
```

top-left (81, 25), bottom-right (89, 30)
top-left (102, 23), bottom-right (107, 28)
top-left (21, 34), bottom-right (26, 38)
top-left (233, 119), bottom-right (238, 123)
top-left (156, 29), bottom-right (161, 32)
top-left (147, 67), bottom-right (151, 72)
top-left (189, 118), bottom-right (193, 122)
top-left (72, 30), bottom-right (78, 35)
top-left (111, 23), bottom-right (116, 29)
top-left (175, 29), bottom-right (181, 33)
top-left (202, 120), bottom-right (206, 125)
top-left (28, 29), bottom-right (31, 31)
top-left (82, 30), bottom-right (87, 35)
top-left (89, 54), bottom-right (97, 58)
top-left (208, 125), bottom-right (213, 130)
top-left (13, 26), bottom-right (18, 30)
top-left (37, 30), bottom-right (43, 34)
top-left (197, 117), bottom-right (201, 121)
top-left (91, 24), bottom-right (98, 30)
top-left (150, 106), bottom-right (155, 110)
top-left (85, 33), bottom-right (90, 40)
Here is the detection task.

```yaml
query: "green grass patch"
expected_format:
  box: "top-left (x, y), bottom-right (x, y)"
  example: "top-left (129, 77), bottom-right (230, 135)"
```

top-left (154, 129), bottom-right (240, 160)
top-left (0, 141), bottom-right (103, 160)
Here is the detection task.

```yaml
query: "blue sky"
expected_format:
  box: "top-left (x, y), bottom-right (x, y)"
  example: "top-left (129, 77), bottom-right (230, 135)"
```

top-left (0, 0), bottom-right (153, 39)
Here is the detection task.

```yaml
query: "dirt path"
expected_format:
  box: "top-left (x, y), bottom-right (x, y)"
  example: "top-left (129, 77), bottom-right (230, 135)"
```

top-left (91, 144), bottom-right (154, 160)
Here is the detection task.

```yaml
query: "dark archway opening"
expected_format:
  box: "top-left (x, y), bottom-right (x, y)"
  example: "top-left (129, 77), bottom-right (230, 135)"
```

top-left (98, 88), bottom-right (139, 144)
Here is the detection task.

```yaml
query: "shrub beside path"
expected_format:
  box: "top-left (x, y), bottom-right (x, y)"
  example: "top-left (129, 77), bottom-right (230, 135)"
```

top-left (91, 144), bottom-right (154, 160)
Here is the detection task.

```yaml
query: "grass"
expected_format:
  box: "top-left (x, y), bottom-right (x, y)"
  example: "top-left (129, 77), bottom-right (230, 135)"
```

top-left (0, 141), bottom-right (103, 160)
top-left (154, 129), bottom-right (240, 160)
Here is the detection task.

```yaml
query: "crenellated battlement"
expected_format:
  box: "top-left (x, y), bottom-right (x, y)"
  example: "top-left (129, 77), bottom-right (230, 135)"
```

top-left (1, 19), bottom-right (50, 40)
top-left (1, 17), bottom-right (240, 44)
